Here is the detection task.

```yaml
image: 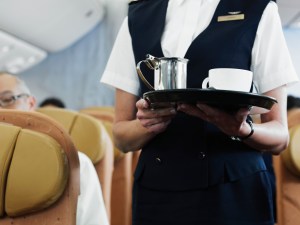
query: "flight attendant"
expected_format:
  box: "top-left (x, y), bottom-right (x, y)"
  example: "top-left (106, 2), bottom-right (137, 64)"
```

top-left (101, 0), bottom-right (299, 224)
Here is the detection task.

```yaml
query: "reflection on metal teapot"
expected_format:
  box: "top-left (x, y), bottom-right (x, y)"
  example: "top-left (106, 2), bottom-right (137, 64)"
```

top-left (136, 54), bottom-right (189, 91)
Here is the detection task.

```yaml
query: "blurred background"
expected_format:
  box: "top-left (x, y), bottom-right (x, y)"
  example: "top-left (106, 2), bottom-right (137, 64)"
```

top-left (0, 0), bottom-right (299, 110)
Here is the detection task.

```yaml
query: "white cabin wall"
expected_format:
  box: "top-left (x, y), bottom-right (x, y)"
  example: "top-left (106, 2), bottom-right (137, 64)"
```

top-left (19, 0), bottom-right (128, 110)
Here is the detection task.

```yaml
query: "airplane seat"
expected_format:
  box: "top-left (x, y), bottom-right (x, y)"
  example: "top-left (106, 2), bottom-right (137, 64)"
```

top-left (0, 109), bottom-right (80, 225)
top-left (273, 108), bottom-right (300, 225)
top-left (79, 106), bottom-right (124, 160)
top-left (80, 106), bottom-right (115, 123)
top-left (79, 106), bottom-right (141, 168)
top-left (36, 107), bottom-right (109, 164)
top-left (287, 108), bottom-right (300, 128)
top-left (36, 107), bottom-right (113, 219)
top-left (80, 106), bottom-right (136, 225)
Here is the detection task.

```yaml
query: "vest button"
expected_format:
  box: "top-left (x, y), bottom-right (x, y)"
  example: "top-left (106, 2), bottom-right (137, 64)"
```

top-left (198, 152), bottom-right (206, 159)
top-left (155, 157), bottom-right (162, 165)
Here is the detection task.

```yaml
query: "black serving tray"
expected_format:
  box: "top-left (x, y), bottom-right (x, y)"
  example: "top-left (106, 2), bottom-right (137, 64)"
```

top-left (143, 88), bottom-right (277, 114)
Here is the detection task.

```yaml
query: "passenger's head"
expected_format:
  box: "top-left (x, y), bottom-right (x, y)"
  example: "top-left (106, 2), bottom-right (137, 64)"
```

top-left (39, 97), bottom-right (66, 108)
top-left (0, 72), bottom-right (36, 111)
top-left (287, 95), bottom-right (300, 111)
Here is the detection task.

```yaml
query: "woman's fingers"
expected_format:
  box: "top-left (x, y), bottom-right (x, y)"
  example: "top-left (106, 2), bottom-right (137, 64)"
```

top-left (136, 98), bottom-right (150, 110)
top-left (178, 102), bottom-right (252, 136)
top-left (136, 99), bottom-right (177, 133)
top-left (177, 102), bottom-right (208, 120)
top-left (137, 99), bottom-right (177, 119)
top-left (144, 118), bottom-right (172, 133)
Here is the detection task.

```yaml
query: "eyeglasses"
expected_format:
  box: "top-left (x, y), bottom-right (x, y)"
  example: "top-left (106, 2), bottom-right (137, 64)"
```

top-left (0, 93), bottom-right (30, 108)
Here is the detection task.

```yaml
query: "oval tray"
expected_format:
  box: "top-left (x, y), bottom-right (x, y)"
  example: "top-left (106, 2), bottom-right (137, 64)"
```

top-left (143, 88), bottom-right (278, 114)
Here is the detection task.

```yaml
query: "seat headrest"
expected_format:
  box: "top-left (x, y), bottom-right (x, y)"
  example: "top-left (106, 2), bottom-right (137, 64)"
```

top-left (80, 107), bottom-right (125, 160)
top-left (288, 108), bottom-right (300, 128)
top-left (282, 124), bottom-right (300, 177)
top-left (0, 123), bottom-right (68, 217)
top-left (36, 108), bottom-right (109, 164)
top-left (81, 106), bottom-right (115, 114)
top-left (80, 107), bottom-right (115, 123)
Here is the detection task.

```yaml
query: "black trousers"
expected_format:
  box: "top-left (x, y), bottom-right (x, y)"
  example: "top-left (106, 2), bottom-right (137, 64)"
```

top-left (132, 171), bottom-right (274, 225)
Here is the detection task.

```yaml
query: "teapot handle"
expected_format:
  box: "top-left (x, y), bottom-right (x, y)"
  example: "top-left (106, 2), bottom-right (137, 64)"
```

top-left (136, 60), bottom-right (155, 91)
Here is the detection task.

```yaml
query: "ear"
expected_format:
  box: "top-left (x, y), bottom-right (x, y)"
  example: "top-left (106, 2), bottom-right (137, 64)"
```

top-left (28, 95), bottom-right (37, 111)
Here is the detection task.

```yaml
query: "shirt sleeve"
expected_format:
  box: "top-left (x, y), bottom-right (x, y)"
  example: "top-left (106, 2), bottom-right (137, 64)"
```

top-left (100, 17), bottom-right (141, 96)
top-left (76, 152), bottom-right (109, 225)
top-left (251, 1), bottom-right (299, 94)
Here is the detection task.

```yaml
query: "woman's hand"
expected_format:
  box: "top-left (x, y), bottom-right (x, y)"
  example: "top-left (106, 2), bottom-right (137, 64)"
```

top-left (136, 99), bottom-right (177, 134)
top-left (177, 102), bottom-right (252, 137)
top-left (113, 90), bottom-right (177, 152)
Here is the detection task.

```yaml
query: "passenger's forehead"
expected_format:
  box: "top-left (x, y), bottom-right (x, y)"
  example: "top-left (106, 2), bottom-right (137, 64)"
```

top-left (0, 75), bottom-right (18, 93)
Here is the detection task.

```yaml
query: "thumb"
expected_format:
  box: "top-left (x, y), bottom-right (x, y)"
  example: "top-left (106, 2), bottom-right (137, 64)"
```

top-left (136, 98), bottom-right (150, 109)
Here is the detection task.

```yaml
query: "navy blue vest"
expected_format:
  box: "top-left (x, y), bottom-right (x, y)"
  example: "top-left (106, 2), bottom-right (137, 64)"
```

top-left (129, 0), bottom-right (270, 190)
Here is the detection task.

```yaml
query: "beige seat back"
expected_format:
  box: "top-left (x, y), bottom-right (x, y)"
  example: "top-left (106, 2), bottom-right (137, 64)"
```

top-left (0, 110), bottom-right (80, 225)
top-left (80, 106), bottom-right (136, 225)
top-left (288, 108), bottom-right (300, 128)
top-left (36, 107), bottom-right (113, 219)
top-left (80, 106), bottom-right (124, 160)
top-left (282, 125), bottom-right (300, 176)
top-left (37, 107), bottom-right (109, 164)
top-left (274, 109), bottom-right (300, 225)
top-left (80, 106), bottom-right (141, 168)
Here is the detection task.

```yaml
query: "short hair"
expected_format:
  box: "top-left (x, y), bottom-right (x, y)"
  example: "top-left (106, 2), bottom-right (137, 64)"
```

top-left (287, 95), bottom-right (300, 111)
top-left (39, 97), bottom-right (66, 108)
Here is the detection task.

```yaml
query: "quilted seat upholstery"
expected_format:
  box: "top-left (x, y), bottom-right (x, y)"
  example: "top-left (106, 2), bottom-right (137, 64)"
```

top-left (0, 109), bottom-right (80, 225)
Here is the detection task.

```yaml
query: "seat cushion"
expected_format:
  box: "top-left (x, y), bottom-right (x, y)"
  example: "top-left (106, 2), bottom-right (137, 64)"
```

top-left (282, 124), bottom-right (300, 177)
top-left (5, 129), bottom-right (68, 217)
top-left (71, 113), bottom-right (107, 163)
top-left (0, 124), bottom-right (21, 217)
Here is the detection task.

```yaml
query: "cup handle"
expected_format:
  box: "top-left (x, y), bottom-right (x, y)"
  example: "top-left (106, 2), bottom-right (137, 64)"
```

top-left (136, 60), bottom-right (155, 91)
top-left (202, 77), bottom-right (210, 89)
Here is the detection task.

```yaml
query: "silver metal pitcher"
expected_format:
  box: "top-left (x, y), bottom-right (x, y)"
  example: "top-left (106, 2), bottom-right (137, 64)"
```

top-left (136, 54), bottom-right (189, 91)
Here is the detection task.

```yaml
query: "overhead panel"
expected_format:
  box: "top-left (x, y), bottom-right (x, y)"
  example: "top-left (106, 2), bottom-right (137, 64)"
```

top-left (0, 0), bottom-right (105, 73)
top-left (0, 0), bottom-right (104, 52)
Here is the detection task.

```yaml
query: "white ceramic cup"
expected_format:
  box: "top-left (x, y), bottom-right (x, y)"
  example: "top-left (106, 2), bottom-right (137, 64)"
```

top-left (202, 68), bottom-right (253, 92)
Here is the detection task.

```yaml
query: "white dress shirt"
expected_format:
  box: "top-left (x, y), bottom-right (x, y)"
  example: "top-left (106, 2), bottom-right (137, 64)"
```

top-left (77, 152), bottom-right (109, 225)
top-left (101, 0), bottom-right (298, 95)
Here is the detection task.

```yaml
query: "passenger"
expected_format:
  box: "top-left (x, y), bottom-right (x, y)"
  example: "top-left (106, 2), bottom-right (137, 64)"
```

top-left (287, 95), bottom-right (300, 111)
top-left (39, 97), bottom-right (66, 108)
top-left (101, 1), bottom-right (299, 225)
top-left (0, 72), bottom-right (109, 225)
